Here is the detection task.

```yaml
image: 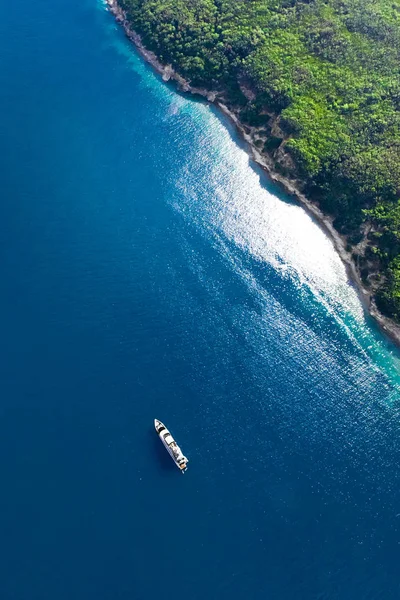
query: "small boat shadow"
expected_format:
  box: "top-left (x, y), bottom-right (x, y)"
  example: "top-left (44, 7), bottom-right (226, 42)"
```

top-left (150, 431), bottom-right (177, 473)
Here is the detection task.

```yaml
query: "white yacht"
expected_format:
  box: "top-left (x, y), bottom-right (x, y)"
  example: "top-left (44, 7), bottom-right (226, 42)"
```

top-left (154, 419), bottom-right (189, 473)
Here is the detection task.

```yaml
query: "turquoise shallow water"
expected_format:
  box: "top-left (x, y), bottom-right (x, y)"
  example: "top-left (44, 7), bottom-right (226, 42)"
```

top-left (1, 0), bottom-right (400, 598)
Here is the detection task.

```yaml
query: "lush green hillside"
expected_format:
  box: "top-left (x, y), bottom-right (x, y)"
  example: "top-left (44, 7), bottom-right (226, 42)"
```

top-left (120, 0), bottom-right (400, 319)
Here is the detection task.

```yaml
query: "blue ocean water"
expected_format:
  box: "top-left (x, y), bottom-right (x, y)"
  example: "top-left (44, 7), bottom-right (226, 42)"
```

top-left (1, 0), bottom-right (400, 598)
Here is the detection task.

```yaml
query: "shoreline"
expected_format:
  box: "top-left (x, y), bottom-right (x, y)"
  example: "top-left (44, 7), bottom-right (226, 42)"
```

top-left (106, 0), bottom-right (400, 349)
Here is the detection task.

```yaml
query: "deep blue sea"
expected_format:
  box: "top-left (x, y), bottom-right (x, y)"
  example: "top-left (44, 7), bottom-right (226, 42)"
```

top-left (1, 0), bottom-right (400, 598)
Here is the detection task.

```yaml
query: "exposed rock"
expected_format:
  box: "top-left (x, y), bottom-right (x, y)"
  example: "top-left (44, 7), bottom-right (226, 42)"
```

top-left (270, 116), bottom-right (286, 140)
top-left (162, 65), bottom-right (173, 82)
top-left (274, 145), bottom-right (297, 175)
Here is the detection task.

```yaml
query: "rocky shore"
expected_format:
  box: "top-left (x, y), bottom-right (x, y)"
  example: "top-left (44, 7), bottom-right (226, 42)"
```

top-left (106, 0), bottom-right (400, 349)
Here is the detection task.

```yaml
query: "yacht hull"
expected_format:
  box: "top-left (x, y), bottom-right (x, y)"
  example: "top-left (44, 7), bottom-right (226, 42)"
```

top-left (154, 419), bottom-right (188, 473)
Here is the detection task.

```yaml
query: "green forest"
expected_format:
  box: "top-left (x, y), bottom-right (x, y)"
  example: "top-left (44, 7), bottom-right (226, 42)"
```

top-left (120, 0), bottom-right (400, 320)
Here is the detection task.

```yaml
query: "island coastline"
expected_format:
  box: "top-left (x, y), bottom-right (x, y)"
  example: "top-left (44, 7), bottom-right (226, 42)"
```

top-left (106, 0), bottom-right (400, 349)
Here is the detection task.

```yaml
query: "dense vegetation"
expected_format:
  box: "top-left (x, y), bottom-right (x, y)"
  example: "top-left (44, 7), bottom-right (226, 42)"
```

top-left (120, 0), bottom-right (400, 319)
